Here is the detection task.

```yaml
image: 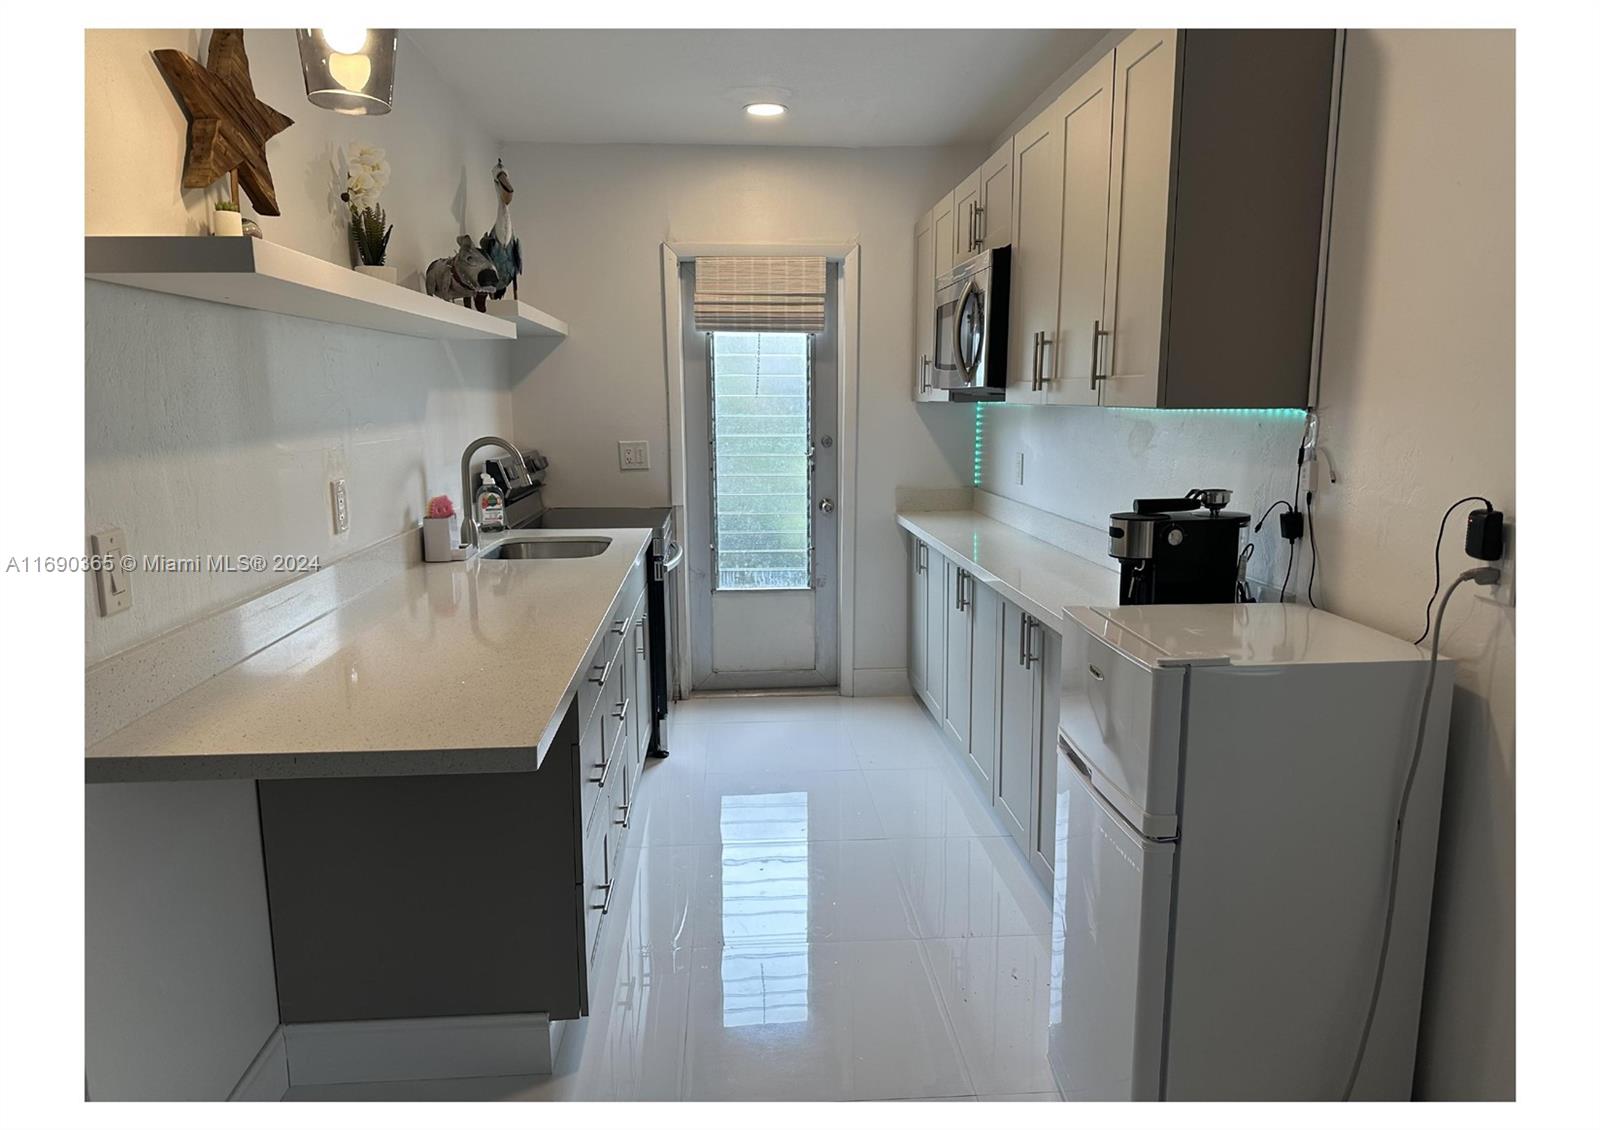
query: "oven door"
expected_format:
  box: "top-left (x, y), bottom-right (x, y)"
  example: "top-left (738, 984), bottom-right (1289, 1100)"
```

top-left (933, 273), bottom-right (988, 390)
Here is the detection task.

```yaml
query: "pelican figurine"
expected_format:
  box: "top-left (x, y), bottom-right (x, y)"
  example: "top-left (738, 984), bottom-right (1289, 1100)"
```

top-left (479, 160), bottom-right (523, 302)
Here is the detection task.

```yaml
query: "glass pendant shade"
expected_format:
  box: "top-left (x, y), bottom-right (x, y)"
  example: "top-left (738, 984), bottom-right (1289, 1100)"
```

top-left (296, 29), bottom-right (398, 115)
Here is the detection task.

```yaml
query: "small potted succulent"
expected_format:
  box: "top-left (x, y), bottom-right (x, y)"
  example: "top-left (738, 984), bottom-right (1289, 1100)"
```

top-left (342, 144), bottom-right (396, 283)
top-left (212, 198), bottom-right (243, 237)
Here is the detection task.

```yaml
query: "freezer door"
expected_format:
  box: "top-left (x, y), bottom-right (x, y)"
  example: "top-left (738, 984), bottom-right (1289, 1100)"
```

top-left (1057, 617), bottom-right (1187, 838)
top-left (1048, 736), bottom-right (1176, 1100)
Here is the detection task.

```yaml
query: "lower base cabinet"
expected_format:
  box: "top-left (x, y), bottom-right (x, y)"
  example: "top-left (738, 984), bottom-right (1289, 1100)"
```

top-left (258, 555), bottom-right (651, 1027)
top-left (908, 535), bottom-right (1059, 887)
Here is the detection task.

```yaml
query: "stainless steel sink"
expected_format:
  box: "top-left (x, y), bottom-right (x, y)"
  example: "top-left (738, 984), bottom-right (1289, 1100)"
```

top-left (478, 536), bottom-right (612, 561)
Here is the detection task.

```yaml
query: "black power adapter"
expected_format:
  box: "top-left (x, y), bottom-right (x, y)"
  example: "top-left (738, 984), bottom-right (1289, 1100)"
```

top-left (1279, 510), bottom-right (1304, 542)
top-left (1465, 507), bottom-right (1504, 561)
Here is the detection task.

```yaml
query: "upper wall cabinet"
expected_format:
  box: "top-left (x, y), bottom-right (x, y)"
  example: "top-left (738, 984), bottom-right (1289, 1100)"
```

top-left (913, 29), bottom-right (1341, 409)
top-left (911, 208), bottom-right (946, 402)
top-left (953, 140), bottom-right (1015, 262)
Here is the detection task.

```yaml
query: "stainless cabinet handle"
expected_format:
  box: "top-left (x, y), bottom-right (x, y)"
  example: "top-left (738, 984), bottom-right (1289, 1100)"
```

top-left (1024, 616), bottom-right (1041, 668)
top-left (1091, 320), bottom-right (1110, 388)
top-left (613, 697), bottom-right (630, 723)
top-left (611, 618), bottom-right (627, 636)
top-left (1038, 333), bottom-right (1053, 387)
top-left (590, 750), bottom-right (614, 787)
top-left (593, 880), bottom-right (614, 915)
top-left (967, 202), bottom-right (976, 252)
top-left (615, 802), bottom-right (630, 828)
top-left (974, 204), bottom-right (985, 248)
top-left (1017, 613), bottom-right (1028, 667)
top-left (587, 660), bottom-right (609, 685)
top-left (1031, 331), bottom-right (1041, 391)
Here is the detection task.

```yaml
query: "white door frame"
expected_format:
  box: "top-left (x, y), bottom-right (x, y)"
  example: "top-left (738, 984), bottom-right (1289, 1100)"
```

top-left (660, 241), bottom-right (860, 697)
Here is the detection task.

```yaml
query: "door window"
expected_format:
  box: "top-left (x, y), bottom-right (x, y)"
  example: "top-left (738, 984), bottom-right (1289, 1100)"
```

top-left (709, 332), bottom-right (812, 591)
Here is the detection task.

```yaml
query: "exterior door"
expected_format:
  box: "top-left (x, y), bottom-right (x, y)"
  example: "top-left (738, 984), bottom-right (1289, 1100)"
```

top-left (1048, 51), bottom-right (1116, 406)
top-left (683, 263), bottom-right (841, 690)
top-left (1102, 28), bottom-right (1179, 408)
top-left (1006, 101), bottom-right (1065, 405)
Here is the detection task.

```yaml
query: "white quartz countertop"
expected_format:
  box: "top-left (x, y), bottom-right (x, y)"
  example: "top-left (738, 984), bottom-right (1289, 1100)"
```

top-left (896, 510), bottom-right (1121, 634)
top-left (85, 529), bottom-right (652, 783)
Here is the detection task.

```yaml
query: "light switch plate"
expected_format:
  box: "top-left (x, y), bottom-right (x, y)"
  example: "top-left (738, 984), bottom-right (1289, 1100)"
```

top-left (330, 479), bottom-right (349, 534)
top-left (90, 528), bottom-right (131, 617)
top-left (618, 441), bottom-right (650, 471)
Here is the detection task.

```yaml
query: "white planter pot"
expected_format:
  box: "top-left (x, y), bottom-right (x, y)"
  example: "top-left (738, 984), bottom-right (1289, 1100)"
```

top-left (356, 264), bottom-right (398, 285)
top-left (212, 210), bottom-right (244, 237)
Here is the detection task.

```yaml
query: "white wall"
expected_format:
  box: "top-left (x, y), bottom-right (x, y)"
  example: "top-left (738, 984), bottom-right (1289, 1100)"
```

top-left (83, 29), bottom-right (511, 1099)
top-left (84, 28), bottom-right (513, 660)
top-left (85, 781), bottom-right (279, 1101)
top-left (980, 30), bottom-right (1515, 1099)
top-left (501, 142), bottom-right (983, 678)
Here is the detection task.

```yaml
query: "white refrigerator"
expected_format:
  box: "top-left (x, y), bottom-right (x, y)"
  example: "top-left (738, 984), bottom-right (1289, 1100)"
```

top-left (1047, 603), bottom-right (1455, 1100)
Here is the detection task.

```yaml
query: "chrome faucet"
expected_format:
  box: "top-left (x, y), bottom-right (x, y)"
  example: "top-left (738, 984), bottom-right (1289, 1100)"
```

top-left (459, 436), bottom-right (528, 550)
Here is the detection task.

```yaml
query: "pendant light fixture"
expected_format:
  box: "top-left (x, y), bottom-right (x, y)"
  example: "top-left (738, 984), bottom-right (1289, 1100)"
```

top-left (295, 29), bottom-right (398, 115)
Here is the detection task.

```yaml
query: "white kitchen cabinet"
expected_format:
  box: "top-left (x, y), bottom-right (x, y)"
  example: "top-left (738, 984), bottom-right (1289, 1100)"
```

top-left (1046, 51), bottom-right (1116, 406)
top-left (952, 167), bottom-right (982, 262)
top-left (942, 561), bottom-right (973, 752)
top-left (909, 539), bottom-right (929, 695)
top-left (1005, 98), bottom-right (1064, 405)
top-left (911, 210), bottom-right (942, 402)
top-left (922, 544), bottom-right (947, 719)
top-left (1101, 28), bottom-right (1179, 408)
top-left (977, 139), bottom-right (1014, 252)
top-left (1028, 627), bottom-right (1061, 883)
top-left (932, 191), bottom-right (957, 282)
top-left (965, 578), bottom-right (1002, 799)
top-left (995, 602), bottom-right (1038, 846)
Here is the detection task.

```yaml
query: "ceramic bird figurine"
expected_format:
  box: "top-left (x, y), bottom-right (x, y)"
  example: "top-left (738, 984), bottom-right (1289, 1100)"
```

top-left (479, 160), bottom-right (523, 302)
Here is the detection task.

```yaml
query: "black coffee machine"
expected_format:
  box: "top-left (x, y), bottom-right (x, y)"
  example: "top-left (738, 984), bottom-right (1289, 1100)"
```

top-left (1108, 490), bottom-right (1249, 605)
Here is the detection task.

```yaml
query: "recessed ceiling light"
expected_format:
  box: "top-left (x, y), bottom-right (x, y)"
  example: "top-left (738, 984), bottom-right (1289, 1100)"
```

top-left (745, 102), bottom-right (787, 118)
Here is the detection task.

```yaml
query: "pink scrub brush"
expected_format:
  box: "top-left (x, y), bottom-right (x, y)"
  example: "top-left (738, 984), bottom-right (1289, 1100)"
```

top-left (426, 495), bottom-right (456, 519)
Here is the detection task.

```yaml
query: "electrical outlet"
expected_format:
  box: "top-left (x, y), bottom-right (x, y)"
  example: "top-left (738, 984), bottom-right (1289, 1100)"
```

top-left (90, 528), bottom-right (132, 617)
top-left (1015, 451), bottom-right (1026, 486)
top-left (618, 441), bottom-right (650, 471)
top-left (330, 479), bottom-right (349, 534)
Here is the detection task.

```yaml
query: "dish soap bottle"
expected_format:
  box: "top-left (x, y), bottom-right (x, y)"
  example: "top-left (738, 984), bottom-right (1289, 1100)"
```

top-left (475, 472), bottom-right (507, 534)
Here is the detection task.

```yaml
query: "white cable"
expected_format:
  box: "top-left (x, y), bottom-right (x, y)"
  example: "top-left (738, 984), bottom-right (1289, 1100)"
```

top-left (1340, 565), bottom-right (1499, 1100)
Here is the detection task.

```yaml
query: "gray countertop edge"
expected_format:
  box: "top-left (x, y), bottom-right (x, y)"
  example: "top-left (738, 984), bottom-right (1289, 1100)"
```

top-left (84, 532), bottom-right (651, 786)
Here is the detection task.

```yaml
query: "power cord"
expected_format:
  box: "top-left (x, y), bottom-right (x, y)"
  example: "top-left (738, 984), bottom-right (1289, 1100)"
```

top-left (1340, 563), bottom-right (1501, 1099)
top-left (1305, 490), bottom-right (1320, 609)
top-left (1413, 496), bottom-right (1493, 644)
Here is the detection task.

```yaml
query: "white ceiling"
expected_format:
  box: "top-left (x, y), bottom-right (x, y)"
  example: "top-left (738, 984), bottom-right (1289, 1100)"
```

top-left (407, 29), bottom-right (1108, 148)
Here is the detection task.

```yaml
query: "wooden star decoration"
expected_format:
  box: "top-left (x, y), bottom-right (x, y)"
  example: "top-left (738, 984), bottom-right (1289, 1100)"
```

top-left (153, 30), bottom-right (294, 216)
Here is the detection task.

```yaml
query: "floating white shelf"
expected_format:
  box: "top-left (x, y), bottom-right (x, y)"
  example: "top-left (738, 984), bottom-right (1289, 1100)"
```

top-left (85, 236), bottom-right (517, 342)
top-left (483, 299), bottom-right (569, 338)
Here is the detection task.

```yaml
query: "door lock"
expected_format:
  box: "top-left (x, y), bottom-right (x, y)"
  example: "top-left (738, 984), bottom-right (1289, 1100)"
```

top-left (818, 498), bottom-right (836, 514)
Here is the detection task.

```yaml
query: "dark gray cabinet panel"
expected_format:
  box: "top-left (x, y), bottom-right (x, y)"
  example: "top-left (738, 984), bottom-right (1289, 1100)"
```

top-left (1160, 30), bottom-right (1339, 408)
top-left (259, 713), bottom-right (584, 1024)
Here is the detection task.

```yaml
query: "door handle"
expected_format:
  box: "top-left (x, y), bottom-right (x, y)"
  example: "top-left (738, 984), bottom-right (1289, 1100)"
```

top-left (818, 498), bottom-right (835, 515)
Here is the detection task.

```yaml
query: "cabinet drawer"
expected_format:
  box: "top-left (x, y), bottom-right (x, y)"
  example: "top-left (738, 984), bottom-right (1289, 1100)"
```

top-left (1058, 619), bottom-right (1185, 838)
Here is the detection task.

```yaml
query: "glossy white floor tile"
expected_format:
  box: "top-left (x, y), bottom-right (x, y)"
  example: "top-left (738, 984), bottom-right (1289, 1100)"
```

top-left (283, 695), bottom-right (1061, 1102)
top-left (925, 933), bottom-right (1059, 1096)
top-left (682, 939), bottom-right (973, 1101)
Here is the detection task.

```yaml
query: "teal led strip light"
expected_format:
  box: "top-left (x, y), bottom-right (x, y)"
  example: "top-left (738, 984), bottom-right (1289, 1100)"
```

top-left (973, 402), bottom-right (986, 485)
top-left (1104, 406), bottom-right (1308, 418)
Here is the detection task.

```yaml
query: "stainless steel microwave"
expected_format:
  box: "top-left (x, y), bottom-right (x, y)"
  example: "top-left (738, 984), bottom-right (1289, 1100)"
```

top-left (933, 246), bottom-right (1010, 397)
